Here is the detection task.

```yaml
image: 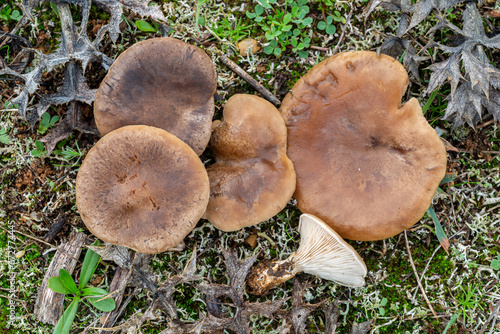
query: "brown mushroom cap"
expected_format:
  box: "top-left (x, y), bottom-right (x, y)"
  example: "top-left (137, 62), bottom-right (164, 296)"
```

top-left (76, 125), bottom-right (209, 254)
top-left (203, 94), bottom-right (296, 231)
top-left (94, 37), bottom-right (217, 155)
top-left (280, 51), bottom-right (447, 241)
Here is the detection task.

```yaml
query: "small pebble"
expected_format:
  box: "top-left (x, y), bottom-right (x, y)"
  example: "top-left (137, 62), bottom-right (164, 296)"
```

top-left (237, 38), bottom-right (260, 56)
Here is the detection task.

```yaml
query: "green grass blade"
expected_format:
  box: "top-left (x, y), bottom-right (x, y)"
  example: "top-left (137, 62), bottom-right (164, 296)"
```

top-left (79, 240), bottom-right (101, 290)
top-left (53, 297), bottom-right (80, 334)
top-left (442, 313), bottom-right (459, 334)
top-left (423, 89), bottom-right (438, 115)
top-left (427, 206), bottom-right (450, 254)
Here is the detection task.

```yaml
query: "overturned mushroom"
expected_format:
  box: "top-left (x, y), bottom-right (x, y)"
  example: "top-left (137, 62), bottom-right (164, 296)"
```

top-left (76, 125), bottom-right (209, 254)
top-left (94, 37), bottom-right (217, 155)
top-left (280, 51), bottom-right (447, 241)
top-left (247, 214), bottom-right (367, 295)
top-left (203, 94), bottom-right (296, 231)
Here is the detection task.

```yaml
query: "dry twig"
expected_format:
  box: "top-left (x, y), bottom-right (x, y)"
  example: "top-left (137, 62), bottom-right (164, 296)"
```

top-left (479, 301), bottom-right (500, 334)
top-left (333, 5), bottom-right (355, 54)
top-left (404, 230), bottom-right (437, 318)
top-left (217, 53), bottom-right (281, 107)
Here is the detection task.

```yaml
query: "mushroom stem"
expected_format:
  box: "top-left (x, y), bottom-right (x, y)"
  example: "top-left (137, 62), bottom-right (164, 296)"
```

top-left (246, 214), bottom-right (367, 296)
top-left (247, 258), bottom-right (297, 295)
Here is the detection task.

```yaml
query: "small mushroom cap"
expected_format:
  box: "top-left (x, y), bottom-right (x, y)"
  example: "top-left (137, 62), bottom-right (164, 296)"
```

top-left (94, 37), bottom-right (217, 155)
top-left (76, 125), bottom-right (209, 254)
top-left (292, 214), bottom-right (367, 287)
top-left (203, 94), bottom-right (296, 231)
top-left (281, 51), bottom-right (447, 241)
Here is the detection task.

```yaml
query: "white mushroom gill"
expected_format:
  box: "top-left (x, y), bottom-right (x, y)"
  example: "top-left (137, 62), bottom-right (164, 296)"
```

top-left (292, 214), bottom-right (367, 287)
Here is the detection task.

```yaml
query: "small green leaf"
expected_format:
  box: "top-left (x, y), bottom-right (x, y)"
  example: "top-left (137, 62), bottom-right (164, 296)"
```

top-left (81, 287), bottom-right (108, 297)
top-left (89, 296), bottom-right (116, 312)
top-left (50, 115), bottom-right (60, 126)
top-left (427, 206), bottom-right (449, 254)
top-left (135, 20), bottom-right (156, 32)
top-left (79, 241), bottom-right (101, 290)
top-left (326, 16), bottom-right (333, 25)
top-left (246, 12), bottom-right (256, 19)
top-left (59, 269), bottom-right (80, 295)
top-left (326, 25), bottom-right (336, 35)
top-left (380, 298), bottom-right (388, 306)
top-left (302, 17), bottom-right (313, 26)
top-left (379, 307), bottom-right (385, 316)
top-left (35, 140), bottom-right (45, 152)
top-left (53, 297), bottom-right (80, 334)
top-left (283, 13), bottom-right (292, 24)
top-left (31, 149), bottom-right (41, 157)
top-left (0, 133), bottom-right (9, 144)
top-left (48, 276), bottom-right (72, 294)
top-left (255, 5), bottom-right (264, 16)
top-left (264, 45), bottom-right (274, 54)
top-left (273, 47), bottom-right (281, 56)
top-left (318, 21), bottom-right (326, 30)
top-left (41, 112), bottom-right (50, 123)
top-left (293, 28), bottom-right (300, 36)
top-left (491, 259), bottom-right (500, 270)
top-left (11, 10), bottom-right (21, 21)
top-left (298, 50), bottom-right (308, 58)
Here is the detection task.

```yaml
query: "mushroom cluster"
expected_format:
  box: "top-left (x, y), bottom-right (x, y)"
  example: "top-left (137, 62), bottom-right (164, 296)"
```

top-left (76, 38), bottom-right (447, 294)
top-left (76, 38), bottom-right (297, 254)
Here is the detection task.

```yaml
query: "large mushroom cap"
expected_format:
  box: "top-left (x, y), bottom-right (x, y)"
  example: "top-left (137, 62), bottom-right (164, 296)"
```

top-left (76, 125), bottom-right (209, 254)
top-left (203, 94), bottom-right (296, 231)
top-left (94, 37), bottom-right (217, 155)
top-left (281, 51), bottom-right (447, 241)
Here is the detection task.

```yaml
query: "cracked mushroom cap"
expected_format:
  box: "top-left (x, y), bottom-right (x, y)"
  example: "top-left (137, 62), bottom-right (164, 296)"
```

top-left (280, 51), bottom-right (447, 241)
top-left (94, 37), bottom-right (217, 155)
top-left (76, 125), bottom-right (209, 254)
top-left (203, 94), bottom-right (296, 231)
top-left (292, 214), bottom-right (367, 287)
